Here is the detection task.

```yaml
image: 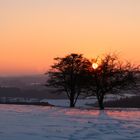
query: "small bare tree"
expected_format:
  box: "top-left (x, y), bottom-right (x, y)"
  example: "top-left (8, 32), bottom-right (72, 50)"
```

top-left (88, 54), bottom-right (140, 110)
top-left (45, 53), bottom-right (91, 107)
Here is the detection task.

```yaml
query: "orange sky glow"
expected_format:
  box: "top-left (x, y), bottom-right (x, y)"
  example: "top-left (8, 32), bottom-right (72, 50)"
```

top-left (0, 0), bottom-right (140, 76)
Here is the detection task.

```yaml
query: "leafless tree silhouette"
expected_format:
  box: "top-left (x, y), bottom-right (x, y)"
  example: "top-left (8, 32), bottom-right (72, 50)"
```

top-left (45, 53), bottom-right (91, 107)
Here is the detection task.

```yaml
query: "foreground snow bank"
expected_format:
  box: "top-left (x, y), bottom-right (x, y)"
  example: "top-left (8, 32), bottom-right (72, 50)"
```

top-left (0, 105), bottom-right (140, 140)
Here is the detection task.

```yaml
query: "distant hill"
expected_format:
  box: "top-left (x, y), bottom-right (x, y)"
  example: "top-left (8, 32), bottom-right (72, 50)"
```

top-left (0, 74), bottom-right (139, 100)
top-left (104, 96), bottom-right (140, 108)
top-left (0, 75), bottom-right (67, 99)
top-left (88, 96), bottom-right (140, 108)
top-left (0, 75), bottom-right (47, 90)
top-left (0, 87), bottom-right (67, 99)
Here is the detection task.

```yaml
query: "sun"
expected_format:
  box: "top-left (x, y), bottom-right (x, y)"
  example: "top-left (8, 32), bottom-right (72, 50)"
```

top-left (92, 63), bottom-right (98, 69)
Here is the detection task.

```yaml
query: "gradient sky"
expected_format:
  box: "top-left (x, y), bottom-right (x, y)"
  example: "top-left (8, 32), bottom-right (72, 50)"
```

top-left (0, 0), bottom-right (140, 76)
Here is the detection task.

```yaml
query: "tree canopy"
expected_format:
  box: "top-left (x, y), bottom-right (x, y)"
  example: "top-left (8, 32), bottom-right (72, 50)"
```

top-left (46, 53), bottom-right (91, 107)
top-left (87, 54), bottom-right (140, 109)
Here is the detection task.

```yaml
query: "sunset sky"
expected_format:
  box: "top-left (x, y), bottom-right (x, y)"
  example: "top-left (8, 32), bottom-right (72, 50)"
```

top-left (0, 0), bottom-right (140, 76)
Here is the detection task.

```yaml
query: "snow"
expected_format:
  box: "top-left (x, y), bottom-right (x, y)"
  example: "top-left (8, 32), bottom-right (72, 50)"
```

top-left (46, 99), bottom-right (96, 108)
top-left (0, 104), bottom-right (140, 140)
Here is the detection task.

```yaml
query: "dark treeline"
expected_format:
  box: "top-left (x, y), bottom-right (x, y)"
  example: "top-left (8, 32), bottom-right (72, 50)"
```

top-left (0, 87), bottom-right (67, 99)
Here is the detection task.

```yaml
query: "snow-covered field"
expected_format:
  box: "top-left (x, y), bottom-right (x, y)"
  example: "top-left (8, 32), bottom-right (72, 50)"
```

top-left (47, 99), bottom-right (96, 108)
top-left (0, 104), bottom-right (140, 140)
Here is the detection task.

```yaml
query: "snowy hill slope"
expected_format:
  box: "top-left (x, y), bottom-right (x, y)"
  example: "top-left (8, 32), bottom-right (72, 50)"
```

top-left (0, 104), bottom-right (140, 140)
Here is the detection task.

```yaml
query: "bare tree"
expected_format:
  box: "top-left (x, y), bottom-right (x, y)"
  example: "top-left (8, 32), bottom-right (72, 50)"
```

top-left (45, 53), bottom-right (91, 107)
top-left (88, 54), bottom-right (140, 110)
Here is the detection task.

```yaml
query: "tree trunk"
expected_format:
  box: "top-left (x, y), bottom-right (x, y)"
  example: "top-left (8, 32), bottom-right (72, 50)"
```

top-left (69, 86), bottom-right (75, 108)
top-left (97, 96), bottom-right (104, 110)
top-left (70, 99), bottom-right (75, 108)
top-left (98, 99), bottom-right (104, 110)
top-left (70, 91), bottom-right (75, 108)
